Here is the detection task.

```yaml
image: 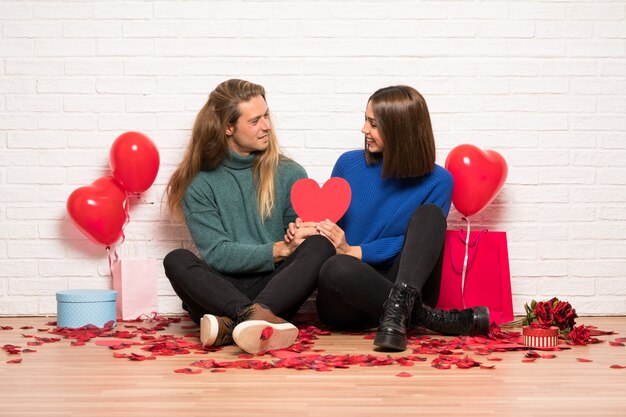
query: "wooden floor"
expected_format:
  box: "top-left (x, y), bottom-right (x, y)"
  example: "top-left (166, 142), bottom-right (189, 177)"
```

top-left (1, 316), bottom-right (625, 417)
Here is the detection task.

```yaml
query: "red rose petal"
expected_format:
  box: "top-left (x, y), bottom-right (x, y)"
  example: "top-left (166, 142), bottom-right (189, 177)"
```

top-left (395, 372), bottom-right (412, 377)
top-left (7, 358), bottom-right (22, 364)
top-left (522, 358), bottom-right (537, 363)
top-left (609, 364), bottom-right (625, 369)
top-left (541, 354), bottom-right (557, 359)
top-left (260, 326), bottom-right (273, 341)
top-left (609, 341), bottom-right (624, 347)
top-left (174, 368), bottom-right (202, 375)
top-left (576, 358), bottom-right (593, 362)
top-left (488, 357), bottom-right (503, 361)
top-left (480, 365), bottom-right (496, 369)
top-left (211, 369), bottom-right (227, 373)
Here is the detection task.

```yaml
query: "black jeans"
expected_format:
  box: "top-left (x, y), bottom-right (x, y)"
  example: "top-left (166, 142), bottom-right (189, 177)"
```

top-left (164, 235), bottom-right (335, 324)
top-left (316, 204), bottom-right (446, 330)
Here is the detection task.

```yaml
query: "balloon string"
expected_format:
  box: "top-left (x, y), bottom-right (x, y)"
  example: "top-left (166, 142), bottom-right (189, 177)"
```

top-left (107, 194), bottom-right (130, 279)
top-left (460, 216), bottom-right (471, 309)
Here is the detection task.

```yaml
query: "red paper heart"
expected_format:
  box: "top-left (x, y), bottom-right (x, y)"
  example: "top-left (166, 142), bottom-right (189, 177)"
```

top-left (66, 176), bottom-right (128, 246)
top-left (445, 144), bottom-right (507, 217)
top-left (290, 178), bottom-right (351, 223)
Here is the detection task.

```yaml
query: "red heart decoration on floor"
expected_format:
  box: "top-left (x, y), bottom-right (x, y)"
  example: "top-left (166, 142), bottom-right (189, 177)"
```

top-left (66, 176), bottom-right (128, 246)
top-left (290, 178), bottom-right (351, 223)
top-left (445, 144), bottom-right (508, 217)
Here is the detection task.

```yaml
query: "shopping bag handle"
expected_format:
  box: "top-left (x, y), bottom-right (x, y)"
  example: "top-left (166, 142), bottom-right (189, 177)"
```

top-left (449, 229), bottom-right (488, 274)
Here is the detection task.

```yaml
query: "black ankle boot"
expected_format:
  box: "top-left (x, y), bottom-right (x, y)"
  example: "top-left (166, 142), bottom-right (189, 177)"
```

top-left (373, 283), bottom-right (419, 352)
top-left (414, 304), bottom-right (491, 336)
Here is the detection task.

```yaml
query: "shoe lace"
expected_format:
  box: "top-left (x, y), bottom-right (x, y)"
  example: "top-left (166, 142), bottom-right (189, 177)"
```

top-left (382, 284), bottom-right (418, 324)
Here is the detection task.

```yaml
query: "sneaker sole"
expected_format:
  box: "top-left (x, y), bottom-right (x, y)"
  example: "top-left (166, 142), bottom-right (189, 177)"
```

top-left (200, 314), bottom-right (219, 347)
top-left (232, 320), bottom-right (298, 354)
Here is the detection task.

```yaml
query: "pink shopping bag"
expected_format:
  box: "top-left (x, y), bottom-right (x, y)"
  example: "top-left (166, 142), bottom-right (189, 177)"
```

top-left (111, 258), bottom-right (158, 320)
top-left (436, 229), bottom-right (514, 325)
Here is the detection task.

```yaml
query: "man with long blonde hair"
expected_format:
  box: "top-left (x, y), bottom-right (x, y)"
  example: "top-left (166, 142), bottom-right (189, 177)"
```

top-left (164, 79), bottom-right (334, 354)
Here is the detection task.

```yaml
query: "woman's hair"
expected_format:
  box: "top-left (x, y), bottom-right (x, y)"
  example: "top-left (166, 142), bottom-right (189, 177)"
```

top-left (166, 79), bottom-right (281, 221)
top-left (365, 85), bottom-right (436, 178)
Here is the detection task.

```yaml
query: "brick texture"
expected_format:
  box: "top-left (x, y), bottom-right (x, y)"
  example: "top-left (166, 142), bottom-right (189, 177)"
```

top-left (1, 0), bottom-right (625, 316)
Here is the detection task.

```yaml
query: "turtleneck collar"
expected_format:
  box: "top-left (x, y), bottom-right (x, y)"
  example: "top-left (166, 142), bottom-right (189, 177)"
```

top-left (222, 149), bottom-right (255, 170)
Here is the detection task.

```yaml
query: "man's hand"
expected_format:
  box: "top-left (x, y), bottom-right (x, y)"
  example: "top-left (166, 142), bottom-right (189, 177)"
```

top-left (274, 218), bottom-right (319, 262)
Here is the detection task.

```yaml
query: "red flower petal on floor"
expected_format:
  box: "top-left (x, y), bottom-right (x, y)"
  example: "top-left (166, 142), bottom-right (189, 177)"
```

top-left (541, 354), bottom-right (557, 359)
top-left (609, 365), bottom-right (625, 369)
top-left (615, 337), bottom-right (626, 343)
top-left (522, 358), bottom-right (537, 363)
top-left (22, 349), bottom-right (37, 353)
top-left (609, 341), bottom-right (624, 347)
top-left (19, 326), bottom-right (33, 330)
top-left (480, 365), bottom-right (496, 369)
top-left (260, 326), bottom-right (273, 341)
top-left (395, 372), bottom-right (412, 377)
top-left (576, 358), bottom-right (593, 362)
top-left (1, 326), bottom-right (14, 330)
top-left (238, 354), bottom-right (254, 359)
top-left (7, 358), bottom-right (22, 364)
top-left (174, 368), bottom-right (202, 374)
top-left (488, 357), bottom-right (503, 361)
top-left (211, 369), bottom-right (227, 373)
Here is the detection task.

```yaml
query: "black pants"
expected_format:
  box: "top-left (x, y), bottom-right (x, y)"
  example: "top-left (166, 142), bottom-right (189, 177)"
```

top-left (316, 204), bottom-right (446, 330)
top-left (164, 235), bottom-right (335, 324)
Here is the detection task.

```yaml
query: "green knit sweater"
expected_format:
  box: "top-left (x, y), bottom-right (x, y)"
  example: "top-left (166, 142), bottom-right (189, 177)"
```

top-left (182, 151), bottom-right (307, 274)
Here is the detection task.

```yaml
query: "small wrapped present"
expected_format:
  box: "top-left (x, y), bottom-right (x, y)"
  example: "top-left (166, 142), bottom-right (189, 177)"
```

top-left (523, 325), bottom-right (559, 349)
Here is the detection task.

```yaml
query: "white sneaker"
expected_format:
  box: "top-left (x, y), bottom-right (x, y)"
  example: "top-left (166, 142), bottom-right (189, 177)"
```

top-left (232, 320), bottom-right (298, 353)
top-left (200, 314), bottom-right (234, 347)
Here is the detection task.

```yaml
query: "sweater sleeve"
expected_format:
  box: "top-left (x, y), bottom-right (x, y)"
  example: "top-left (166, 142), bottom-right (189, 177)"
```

top-left (359, 236), bottom-right (404, 265)
top-left (183, 186), bottom-right (275, 274)
top-left (425, 166), bottom-right (454, 217)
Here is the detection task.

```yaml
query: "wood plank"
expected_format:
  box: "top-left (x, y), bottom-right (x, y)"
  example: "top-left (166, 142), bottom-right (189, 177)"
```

top-left (1, 316), bottom-right (625, 417)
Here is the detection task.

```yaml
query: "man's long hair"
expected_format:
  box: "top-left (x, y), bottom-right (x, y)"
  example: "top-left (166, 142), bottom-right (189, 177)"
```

top-left (166, 79), bottom-right (281, 221)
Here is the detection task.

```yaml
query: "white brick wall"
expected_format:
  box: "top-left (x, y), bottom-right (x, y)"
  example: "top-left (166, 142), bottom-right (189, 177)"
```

top-left (1, 0), bottom-right (625, 316)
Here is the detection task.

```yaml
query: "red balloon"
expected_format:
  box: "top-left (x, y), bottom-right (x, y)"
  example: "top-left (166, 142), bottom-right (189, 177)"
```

top-left (445, 144), bottom-right (508, 217)
top-left (109, 131), bottom-right (160, 193)
top-left (67, 176), bottom-right (128, 247)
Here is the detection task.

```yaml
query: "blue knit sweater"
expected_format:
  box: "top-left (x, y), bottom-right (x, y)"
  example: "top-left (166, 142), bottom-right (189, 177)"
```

top-left (332, 150), bottom-right (453, 266)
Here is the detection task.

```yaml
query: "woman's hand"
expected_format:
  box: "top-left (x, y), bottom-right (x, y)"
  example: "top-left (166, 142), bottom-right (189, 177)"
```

top-left (316, 220), bottom-right (362, 259)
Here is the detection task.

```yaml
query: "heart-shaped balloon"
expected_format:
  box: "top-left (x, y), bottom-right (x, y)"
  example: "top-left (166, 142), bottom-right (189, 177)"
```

top-left (445, 144), bottom-right (507, 217)
top-left (290, 178), bottom-right (351, 223)
top-left (110, 131), bottom-right (160, 194)
top-left (66, 176), bottom-right (128, 247)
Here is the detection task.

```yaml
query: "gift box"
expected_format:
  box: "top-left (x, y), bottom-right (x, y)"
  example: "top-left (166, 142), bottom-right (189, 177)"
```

top-left (56, 289), bottom-right (117, 328)
top-left (523, 326), bottom-right (559, 349)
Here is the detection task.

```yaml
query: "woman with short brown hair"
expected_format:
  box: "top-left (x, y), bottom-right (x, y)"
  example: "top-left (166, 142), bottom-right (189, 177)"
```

top-left (292, 85), bottom-right (490, 351)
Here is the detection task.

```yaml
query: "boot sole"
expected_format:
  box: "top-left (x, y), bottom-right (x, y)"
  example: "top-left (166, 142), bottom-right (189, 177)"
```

top-left (373, 331), bottom-right (407, 352)
top-left (232, 320), bottom-right (298, 354)
top-left (471, 306), bottom-right (491, 336)
top-left (200, 314), bottom-right (219, 347)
